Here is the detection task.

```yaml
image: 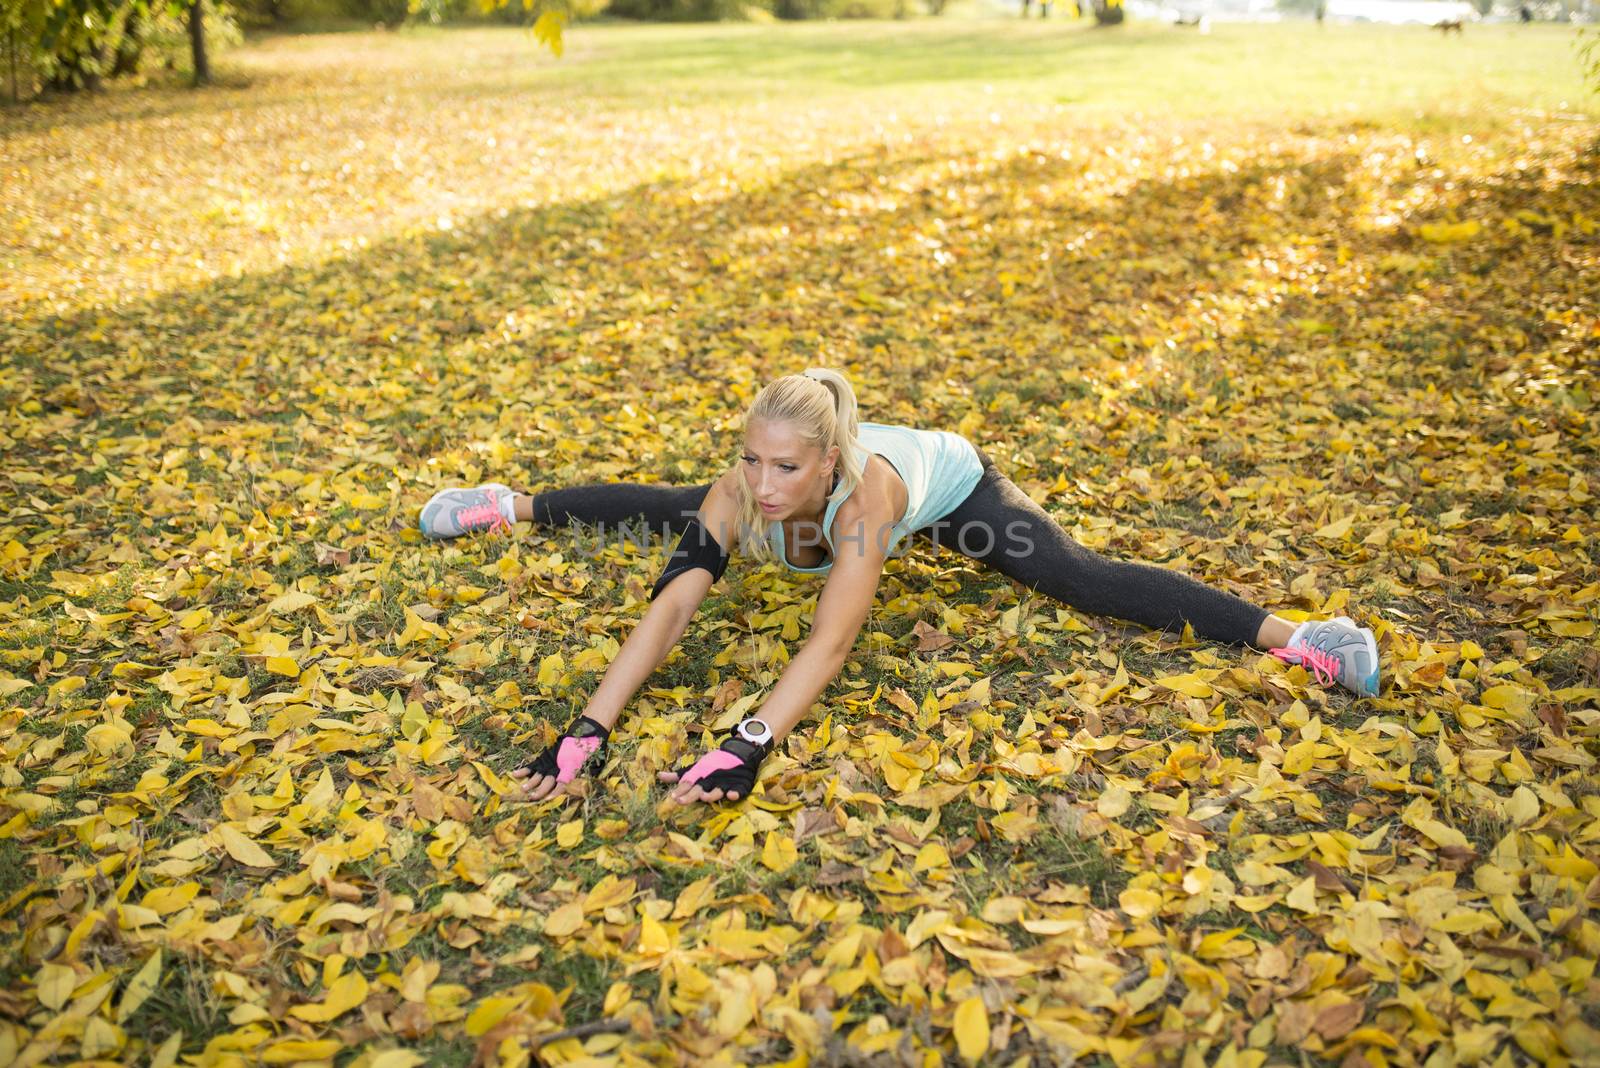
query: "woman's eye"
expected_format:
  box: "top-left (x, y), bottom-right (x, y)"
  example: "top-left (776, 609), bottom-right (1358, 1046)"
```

top-left (779, 465), bottom-right (796, 473)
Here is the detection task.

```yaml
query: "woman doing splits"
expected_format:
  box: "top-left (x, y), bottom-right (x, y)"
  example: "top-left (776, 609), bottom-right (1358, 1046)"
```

top-left (419, 369), bottom-right (1381, 807)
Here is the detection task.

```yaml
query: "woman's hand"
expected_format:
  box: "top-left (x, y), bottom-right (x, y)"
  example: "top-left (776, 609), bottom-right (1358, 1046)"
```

top-left (510, 715), bottom-right (610, 802)
top-left (658, 736), bottom-right (769, 806)
top-left (510, 766), bottom-right (585, 803)
top-left (656, 767), bottom-right (738, 806)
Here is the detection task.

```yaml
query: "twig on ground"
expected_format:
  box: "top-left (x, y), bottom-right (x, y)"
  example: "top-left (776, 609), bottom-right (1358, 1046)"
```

top-left (525, 1018), bottom-right (632, 1050)
top-left (1112, 965), bottom-right (1149, 994)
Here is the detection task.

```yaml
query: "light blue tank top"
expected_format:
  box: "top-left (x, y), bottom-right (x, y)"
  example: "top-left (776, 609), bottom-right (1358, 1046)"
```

top-left (768, 422), bottom-right (984, 575)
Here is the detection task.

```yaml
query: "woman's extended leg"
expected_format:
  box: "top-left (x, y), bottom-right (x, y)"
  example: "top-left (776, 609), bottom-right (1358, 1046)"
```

top-left (517, 483), bottom-right (713, 537)
top-left (420, 482), bottom-right (713, 540)
top-left (920, 457), bottom-right (1270, 646)
top-left (917, 456), bottom-right (1380, 694)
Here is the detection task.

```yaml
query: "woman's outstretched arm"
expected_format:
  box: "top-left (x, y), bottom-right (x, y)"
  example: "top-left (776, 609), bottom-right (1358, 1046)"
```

top-left (664, 495), bottom-right (892, 805)
top-left (514, 472), bottom-right (740, 801)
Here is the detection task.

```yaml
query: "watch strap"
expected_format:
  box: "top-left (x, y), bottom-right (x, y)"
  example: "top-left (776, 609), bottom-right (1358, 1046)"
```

top-left (722, 734), bottom-right (772, 762)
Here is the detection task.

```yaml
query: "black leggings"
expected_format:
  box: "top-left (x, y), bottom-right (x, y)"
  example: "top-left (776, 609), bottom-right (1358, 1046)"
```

top-left (529, 453), bottom-right (1270, 646)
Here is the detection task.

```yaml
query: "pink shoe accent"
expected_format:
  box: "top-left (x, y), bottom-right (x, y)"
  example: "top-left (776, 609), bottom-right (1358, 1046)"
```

top-left (555, 736), bottom-right (601, 782)
top-left (681, 750), bottom-right (744, 787)
top-left (455, 491), bottom-right (509, 534)
top-left (1271, 644), bottom-right (1342, 687)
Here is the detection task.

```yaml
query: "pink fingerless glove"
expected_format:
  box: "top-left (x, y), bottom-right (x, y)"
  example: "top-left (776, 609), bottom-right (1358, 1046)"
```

top-left (525, 715), bottom-right (611, 784)
top-left (674, 735), bottom-right (770, 800)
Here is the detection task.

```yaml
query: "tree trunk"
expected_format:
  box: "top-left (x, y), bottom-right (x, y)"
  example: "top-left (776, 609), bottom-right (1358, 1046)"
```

top-left (112, 8), bottom-right (145, 78)
top-left (189, 0), bottom-right (209, 87)
top-left (48, 46), bottom-right (106, 92)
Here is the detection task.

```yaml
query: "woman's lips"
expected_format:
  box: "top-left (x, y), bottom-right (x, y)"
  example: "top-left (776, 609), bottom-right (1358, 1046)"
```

top-left (759, 502), bottom-right (781, 514)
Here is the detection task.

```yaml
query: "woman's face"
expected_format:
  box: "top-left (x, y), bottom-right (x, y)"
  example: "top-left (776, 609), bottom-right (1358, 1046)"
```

top-left (742, 419), bottom-right (837, 521)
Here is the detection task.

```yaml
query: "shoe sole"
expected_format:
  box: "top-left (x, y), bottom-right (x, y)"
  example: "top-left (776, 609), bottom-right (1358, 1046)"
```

top-left (1338, 623), bottom-right (1380, 696)
top-left (1356, 627), bottom-right (1380, 696)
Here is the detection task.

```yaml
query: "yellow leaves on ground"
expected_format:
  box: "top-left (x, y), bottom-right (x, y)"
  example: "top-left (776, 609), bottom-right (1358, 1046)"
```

top-left (84, 719), bottom-right (134, 757)
top-left (34, 962), bottom-right (78, 1010)
top-left (637, 910), bottom-right (672, 956)
top-left (218, 824), bottom-right (277, 868)
top-left (266, 590), bottom-right (318, 615)
top-left (537, 651), bottom-right (565, 690)
top-left (1312, 513), bottom-right (1356, 541)
top-left (115, 951), bottom-right (162, 1024)
top-left (1285, 875), bottom-right (1321, 914)
top-left (289, 972), bottom-right (370, 1022)
top-left (543, 902), bottom-right (585, 939)
top-left (264, 655), bottom-right (301, 678)
top-left (1480, 683), bottom-right (1534, 717)
top-left (1419, 219), bottom-right (1482, 243)
top-left (953, 996), bottom-right (990, 1063)
top-left (1153, 672), bottom-right (1214, 699)
top-left (2, 19), bottom-right (1598, 1068)
top-left (761, 830), bottom-right (799, 873)
top-left (1097, 783), bottom-right (1134, 819)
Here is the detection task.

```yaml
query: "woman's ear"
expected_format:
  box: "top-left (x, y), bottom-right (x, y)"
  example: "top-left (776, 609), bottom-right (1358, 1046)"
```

top-left (821, 445), bottom-right (840, 479)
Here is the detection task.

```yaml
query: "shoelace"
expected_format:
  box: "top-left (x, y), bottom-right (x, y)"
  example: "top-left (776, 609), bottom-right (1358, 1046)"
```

top-left (1270, 642), bottom-right (1342, 687)
top-left (455, 494), bottom-right (509, 534)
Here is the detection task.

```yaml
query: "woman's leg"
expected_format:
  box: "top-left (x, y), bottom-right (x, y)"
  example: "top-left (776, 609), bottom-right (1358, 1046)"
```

top-left (918, 457), bottom-right (1272, 646)
top-left (421, 479), bottom-right (714, 541)
top-left (515, 482), bottom-right (715, 538)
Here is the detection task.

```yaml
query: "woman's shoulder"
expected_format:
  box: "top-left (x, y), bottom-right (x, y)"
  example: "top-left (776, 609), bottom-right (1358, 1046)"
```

top-left (833, 455), bottom-right (900, 524)
top-left (698, 469), bottom-right (744, 548)
top-left (707, 467), bottom-right (742, 498)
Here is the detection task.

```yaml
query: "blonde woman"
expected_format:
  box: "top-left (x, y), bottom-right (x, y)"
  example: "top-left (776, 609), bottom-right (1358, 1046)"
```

top-left (420, 369), bottom-right (1381, 807)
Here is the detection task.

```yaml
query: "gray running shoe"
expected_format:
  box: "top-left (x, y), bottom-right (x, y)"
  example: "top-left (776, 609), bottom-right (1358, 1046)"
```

top-left (1270, 616), bottom-right (1381, 697)
top-left (419, 483), bottom-right (514, 540)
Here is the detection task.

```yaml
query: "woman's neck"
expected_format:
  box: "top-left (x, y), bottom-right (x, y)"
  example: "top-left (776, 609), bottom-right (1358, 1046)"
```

top-left (788, 484), bottom-right (831, 528)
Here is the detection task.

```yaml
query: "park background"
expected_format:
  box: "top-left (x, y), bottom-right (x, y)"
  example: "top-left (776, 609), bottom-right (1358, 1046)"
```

top-left (3, 3), bottom-right (1599, 1067)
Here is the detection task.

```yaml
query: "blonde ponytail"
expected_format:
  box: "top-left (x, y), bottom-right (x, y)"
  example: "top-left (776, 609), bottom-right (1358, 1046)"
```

top-left (736, 367), bottom-right (864, 562)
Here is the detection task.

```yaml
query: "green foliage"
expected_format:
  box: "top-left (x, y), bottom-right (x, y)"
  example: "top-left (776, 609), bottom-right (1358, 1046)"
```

top-left (405, 0), bottom-right (466, 24)
top-left (0, 0), bottom-right (236, 98)
top-left (229, 0), bottom-right (292, 25)
top-left (824, 0), bottom-right (908, 17)
top-left (606, 0), bottom-right (746, 22)
top-left (454, 0), bottom-right (597, 47)
top-left (771, 0), bottom-right (912, 18)
top-left (367, 0), bottom-right (410, 23)
top-left (1090, 0), bottom-right (1122, 24)
top-left (1580, 28), bottom-right (1600, 94)
top-left (1, 0), bottom-right (48, 98)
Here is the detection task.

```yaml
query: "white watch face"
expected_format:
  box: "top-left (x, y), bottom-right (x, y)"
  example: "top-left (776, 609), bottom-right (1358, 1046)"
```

top-left (739, 718), bottom-right (772, 745)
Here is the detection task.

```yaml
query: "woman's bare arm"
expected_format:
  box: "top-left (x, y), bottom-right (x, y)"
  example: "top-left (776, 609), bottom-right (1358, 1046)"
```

top-left (516, 471), bottom-right (740, 799)
top-left (664, 489), bottom-right (893, 805)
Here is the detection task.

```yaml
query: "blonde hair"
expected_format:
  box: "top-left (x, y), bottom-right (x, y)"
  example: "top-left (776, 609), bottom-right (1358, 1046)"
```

top-left (737, 368), bottom-right (863, 563)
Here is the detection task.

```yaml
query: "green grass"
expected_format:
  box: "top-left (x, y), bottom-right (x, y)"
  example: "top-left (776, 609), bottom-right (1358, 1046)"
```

top-left (8, 19), bottom-right (1592, 141)
top-left (526, 19), bottom-right (1596, 121)
top-left (263, 17), bottom-right (1594, 123)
